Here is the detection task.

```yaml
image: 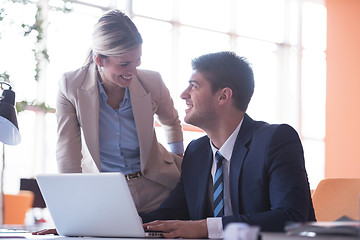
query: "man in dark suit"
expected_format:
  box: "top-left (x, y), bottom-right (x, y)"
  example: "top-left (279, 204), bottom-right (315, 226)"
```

top-left (141, 51), bottom-right (316, 238)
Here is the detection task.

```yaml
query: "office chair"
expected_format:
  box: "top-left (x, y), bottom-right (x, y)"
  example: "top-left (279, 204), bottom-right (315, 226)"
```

top-left (4, 190), bottom-right (34, 224)
top-left (20, 178), bottom-right (46, 208)
top-left (312, 178), bottom-right (360, 221)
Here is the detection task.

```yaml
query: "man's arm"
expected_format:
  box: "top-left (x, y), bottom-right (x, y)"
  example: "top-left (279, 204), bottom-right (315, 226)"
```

top-left (222, 124), bottom-right (315, 231)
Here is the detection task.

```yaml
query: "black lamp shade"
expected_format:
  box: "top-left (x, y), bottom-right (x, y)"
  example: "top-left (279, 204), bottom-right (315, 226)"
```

top-left (0, 89), bottom-right (21, 145)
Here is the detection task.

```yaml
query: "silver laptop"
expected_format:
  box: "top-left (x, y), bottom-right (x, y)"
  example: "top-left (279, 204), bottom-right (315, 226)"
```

top-left (36, 172), bottom-right (161, 238)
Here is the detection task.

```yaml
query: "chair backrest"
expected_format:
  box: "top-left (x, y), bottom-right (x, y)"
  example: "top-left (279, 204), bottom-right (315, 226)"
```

top-left (312, 178), bottom-right (360, 221)
top-left (20, 178), bottom-right (46, 208)
top-left (4, 190), bottom-right (34, 224)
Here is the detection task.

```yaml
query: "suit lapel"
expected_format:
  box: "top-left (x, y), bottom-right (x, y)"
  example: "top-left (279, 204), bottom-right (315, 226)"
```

top-left (196, 148), bottom-right (213, 218)
top-left (129, 75), bottom-right (154, 170)
top-left (229, 114), bottom-right (255, 214)
top-left (185, 138), bottom-right (213, 219)
top-left (77, 63), bottom-right (101, 169)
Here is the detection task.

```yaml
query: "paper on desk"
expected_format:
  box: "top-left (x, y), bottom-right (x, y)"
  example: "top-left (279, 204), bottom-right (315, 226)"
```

top-left (224, 223), bottom-right (260, 240)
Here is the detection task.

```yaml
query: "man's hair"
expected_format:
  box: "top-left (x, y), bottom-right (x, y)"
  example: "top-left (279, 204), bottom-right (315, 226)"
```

top-left (191, 51), bottom-right (254, 111)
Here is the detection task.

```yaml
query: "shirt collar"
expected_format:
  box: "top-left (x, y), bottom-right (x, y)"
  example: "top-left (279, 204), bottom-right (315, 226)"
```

top-left (97, 78), bottom-right (130, 105)
top-left (210, 118), bottom-right (244, 162)
top-left (123, 86), bottom-right (131, 104)
top-left (97, 78), bottom-right (107, 102)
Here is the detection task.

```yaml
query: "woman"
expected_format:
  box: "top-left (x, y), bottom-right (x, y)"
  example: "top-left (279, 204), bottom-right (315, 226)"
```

top-left (55, 9), bottom-right (183, 212)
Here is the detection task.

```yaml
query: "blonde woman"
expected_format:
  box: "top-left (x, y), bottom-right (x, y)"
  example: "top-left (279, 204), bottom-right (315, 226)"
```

top-left (55, 9), bottom-right (183, 212)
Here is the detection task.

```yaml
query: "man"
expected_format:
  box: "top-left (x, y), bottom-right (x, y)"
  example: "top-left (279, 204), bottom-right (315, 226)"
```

top-left (141, 51), bottom-right (316, 238)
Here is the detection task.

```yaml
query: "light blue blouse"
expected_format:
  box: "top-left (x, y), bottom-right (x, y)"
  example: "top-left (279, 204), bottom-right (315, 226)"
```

top-left (97, 79), bottom-right (183, 174)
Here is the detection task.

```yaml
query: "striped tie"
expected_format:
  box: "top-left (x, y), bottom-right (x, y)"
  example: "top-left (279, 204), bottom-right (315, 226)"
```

top-left (213, 151), bottom-right (225, 217)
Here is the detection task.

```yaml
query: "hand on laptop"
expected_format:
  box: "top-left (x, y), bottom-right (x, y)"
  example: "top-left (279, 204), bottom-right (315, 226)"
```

top-left (143, 219), bottom-right (208, 239)
top-left (32, 228), bottom-right (58, 235)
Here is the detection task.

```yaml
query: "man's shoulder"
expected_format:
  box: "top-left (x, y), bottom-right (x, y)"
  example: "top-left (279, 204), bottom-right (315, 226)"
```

top-left (182, 136), bottom-right (211, 169)
top-left (185, 135), bottom-right (210, 153)
top-left (248, 115), bottom-right (297, 135)
top-left (189, 135), bottom-right (210, 145)
top-left (250, 120), bottom-right (300, 146)
top-left (244, 115), bottom-right (300, 141)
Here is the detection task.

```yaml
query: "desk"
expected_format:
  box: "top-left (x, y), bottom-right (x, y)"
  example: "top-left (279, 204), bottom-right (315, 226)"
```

top-left (0, 232), bottom-right (358, 240)
top-left (0, 233), bottom-right (163, 240)
top-left (261, 232), bottom-right (358, 240)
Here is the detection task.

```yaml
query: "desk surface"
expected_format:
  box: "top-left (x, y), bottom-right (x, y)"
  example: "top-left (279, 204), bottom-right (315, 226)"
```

top-left (0, 223), bottom-right (358, 240)
top-left (0, 232), bottom-right (358, 240)
top-left (261, 232), bottom-right (358, 240)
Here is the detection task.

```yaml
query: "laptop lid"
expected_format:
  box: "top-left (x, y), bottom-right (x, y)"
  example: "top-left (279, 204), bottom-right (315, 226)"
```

top-left (36, 172), bottom-right (146, 238)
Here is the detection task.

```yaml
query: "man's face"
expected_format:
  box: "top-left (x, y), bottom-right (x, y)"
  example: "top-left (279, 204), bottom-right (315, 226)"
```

top-left (180, 70), bottom-right (218, 129)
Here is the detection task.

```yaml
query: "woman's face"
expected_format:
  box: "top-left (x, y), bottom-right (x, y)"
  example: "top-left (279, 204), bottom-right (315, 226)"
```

top-left (99, 45), bottom-right (142, 88)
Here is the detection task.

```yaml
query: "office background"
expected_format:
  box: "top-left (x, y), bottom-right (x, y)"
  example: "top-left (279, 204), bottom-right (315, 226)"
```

top-left (0, 0), bottom-right (356, 194)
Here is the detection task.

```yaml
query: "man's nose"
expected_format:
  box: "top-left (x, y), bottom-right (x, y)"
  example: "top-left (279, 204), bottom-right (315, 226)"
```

top-left (180, 88), bottom-right (189, 99)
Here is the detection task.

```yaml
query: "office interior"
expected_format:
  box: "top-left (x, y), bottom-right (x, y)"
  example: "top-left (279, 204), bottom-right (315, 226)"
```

top-left (0, 0), bottom-right (359, 225)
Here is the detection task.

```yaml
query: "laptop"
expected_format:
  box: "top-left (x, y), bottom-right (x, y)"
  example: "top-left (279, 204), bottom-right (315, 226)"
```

top-left (36, 172), bottom-right (162, 238)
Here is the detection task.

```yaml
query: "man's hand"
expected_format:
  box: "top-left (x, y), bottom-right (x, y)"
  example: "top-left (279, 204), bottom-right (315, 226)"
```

top-left (32, 228), bottom-right (58, 235)
top-left (143, 219), bottom-right (208, 239)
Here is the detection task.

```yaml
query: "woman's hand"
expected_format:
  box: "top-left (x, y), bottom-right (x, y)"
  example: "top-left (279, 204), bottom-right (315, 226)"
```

top-left (32, 228), bottom-right (58, 235)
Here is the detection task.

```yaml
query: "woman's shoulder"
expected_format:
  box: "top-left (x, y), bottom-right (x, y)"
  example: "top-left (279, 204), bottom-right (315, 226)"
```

top-left (136, 69), bottom-right (162, 82)
top-left (58, 63), bottom-right (95, 94)
top-left (136, 69), bottom-right (166, 91)
top-left (62, 64), bottom-right (92, 83)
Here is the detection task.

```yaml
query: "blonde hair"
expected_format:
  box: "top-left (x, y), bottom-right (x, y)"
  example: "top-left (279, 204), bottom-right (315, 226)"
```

top-left (85, 9), bottom-right (143, 65)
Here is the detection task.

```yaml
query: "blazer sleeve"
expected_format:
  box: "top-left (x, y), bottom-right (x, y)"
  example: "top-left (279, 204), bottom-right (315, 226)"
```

top-left (222, 124), bottom-right (315, 231)
top-left (56, 72), bottom-right (83, 173)
top-left (138, 70), bottom-right (183, 144)
top-left (140, 175), bottom-right (190, 223)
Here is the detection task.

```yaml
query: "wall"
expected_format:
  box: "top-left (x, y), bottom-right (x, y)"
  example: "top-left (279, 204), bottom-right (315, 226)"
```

top-left (326, 0), bottom-right (360, 177)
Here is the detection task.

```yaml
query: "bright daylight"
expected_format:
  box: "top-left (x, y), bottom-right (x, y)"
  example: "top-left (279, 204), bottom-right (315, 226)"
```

top-left (1, 0), bottom-right (359, 239)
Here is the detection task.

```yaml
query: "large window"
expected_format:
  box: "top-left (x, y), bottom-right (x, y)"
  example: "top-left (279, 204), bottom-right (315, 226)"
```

top-left (0, 0), bottom-right (326, 192)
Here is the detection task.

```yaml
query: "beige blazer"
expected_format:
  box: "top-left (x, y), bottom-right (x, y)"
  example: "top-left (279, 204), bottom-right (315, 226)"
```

top-left (55, 63), bottom-right (183, 189)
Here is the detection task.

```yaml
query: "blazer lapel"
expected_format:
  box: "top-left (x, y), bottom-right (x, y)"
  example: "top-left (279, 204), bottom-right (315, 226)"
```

top-left (196, 148), bottom-right (213, 219)
top-left (129, 76), bottom-right (154, 170)
top-left (77, 63), bottom-right (101, 170)
top-left (229, 114), bottom-right (254, 214)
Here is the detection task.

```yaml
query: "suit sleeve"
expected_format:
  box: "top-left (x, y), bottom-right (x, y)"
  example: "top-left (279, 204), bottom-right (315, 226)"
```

top-left (151, 72), bottom-right (183, 144)
top-left (56, 73), bottom-right (83, 173)
top-left (222, 124), bottom-right (314, 231)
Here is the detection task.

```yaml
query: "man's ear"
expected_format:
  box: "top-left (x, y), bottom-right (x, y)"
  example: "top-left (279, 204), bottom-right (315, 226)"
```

top-left (218, 87), bottom-right (233, 105)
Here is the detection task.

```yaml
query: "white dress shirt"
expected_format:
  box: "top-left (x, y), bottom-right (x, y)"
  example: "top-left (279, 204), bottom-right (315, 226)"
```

top-left (207, 118), bottom-right (243, 238)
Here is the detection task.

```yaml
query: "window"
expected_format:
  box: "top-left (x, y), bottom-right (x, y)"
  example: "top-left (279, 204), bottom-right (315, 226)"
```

top-left (0, 0), bottom-right (326, 192)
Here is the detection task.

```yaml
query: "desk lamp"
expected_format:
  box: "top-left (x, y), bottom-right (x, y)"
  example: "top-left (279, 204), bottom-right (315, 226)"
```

top-left (0, 81), bottom-right (21, 224)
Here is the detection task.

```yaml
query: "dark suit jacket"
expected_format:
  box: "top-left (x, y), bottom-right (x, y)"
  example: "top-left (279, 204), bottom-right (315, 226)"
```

top-left (140, 114), bottom-right (316, 231)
